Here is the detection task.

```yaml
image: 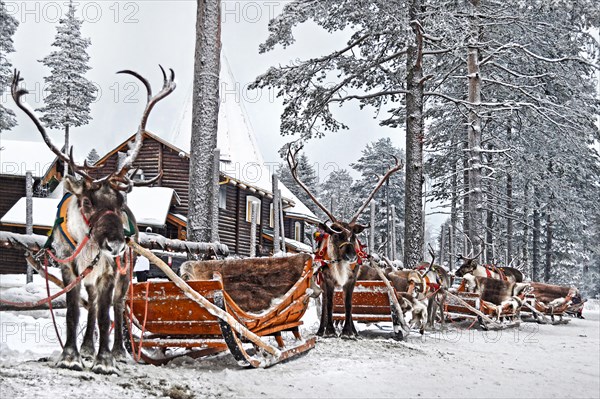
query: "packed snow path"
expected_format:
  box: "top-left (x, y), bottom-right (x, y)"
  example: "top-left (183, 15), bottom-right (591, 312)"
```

top-left (1, 299), bottom-right (598, 399)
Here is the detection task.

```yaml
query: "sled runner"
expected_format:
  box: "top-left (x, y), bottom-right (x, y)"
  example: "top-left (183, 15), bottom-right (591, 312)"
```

top-left (125, 242), bottom-right (316, 368)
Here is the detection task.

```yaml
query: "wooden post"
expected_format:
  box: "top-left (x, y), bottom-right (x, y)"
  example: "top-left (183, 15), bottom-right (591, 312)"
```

top-left (278, 190), bottom-right (286, 253)
top-left (272, 175), bottom-right (280, 253)
top-left (369, 201), bottom-right (375, 254)
top-left (26, 171), bottom-right (34, 284)
top-left (249, 202), bottom-right (258, 257)
top-left (212, 148), bottom-right (220, 243)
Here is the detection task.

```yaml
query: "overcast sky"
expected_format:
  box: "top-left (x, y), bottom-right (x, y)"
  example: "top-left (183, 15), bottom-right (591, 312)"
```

top-left (1, 1), bottom-right (449, 230)
top-left (2, 1), bottom-right (402, 172)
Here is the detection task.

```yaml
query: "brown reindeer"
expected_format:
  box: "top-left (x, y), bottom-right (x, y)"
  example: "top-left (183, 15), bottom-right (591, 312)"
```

top-left (287, 144), bottom-right (402, 338)
top-left (415, 246), bottom-right (451, 328)
top-left (11, 67), bottom-right (175, 374)
top-left (455, 252), bottom-right (523, 289)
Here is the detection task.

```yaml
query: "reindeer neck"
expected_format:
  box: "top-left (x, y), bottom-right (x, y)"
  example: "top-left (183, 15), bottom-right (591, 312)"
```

top-left (65, 195), bottom-right (92, 244)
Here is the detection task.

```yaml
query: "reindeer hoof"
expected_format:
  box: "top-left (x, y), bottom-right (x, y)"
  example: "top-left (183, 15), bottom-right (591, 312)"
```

top-left (112, 347), bottom-right (129, 363)
top-left (92, 353), bottom-right (118, 375)
top-left (57, 348), bottom-right (84, 371)
top-left (80, 344), bottom-right (95, 361)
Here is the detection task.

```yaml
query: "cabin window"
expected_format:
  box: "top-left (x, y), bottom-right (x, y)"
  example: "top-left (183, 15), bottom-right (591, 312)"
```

top-left (246, 196), bottom-right (261, 224)
top-left (218, 185), bottom-right (227, 209)
top-left (269, 203), bottom-right (274, 228)
top-left (294, 221), bottom-right (302, 242)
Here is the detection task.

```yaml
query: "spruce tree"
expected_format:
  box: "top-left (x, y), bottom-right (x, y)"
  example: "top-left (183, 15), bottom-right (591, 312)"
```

top-left (86, 148), bottom-right (100, 165)
top-left (351, 138), bottom-right (405, 259)
top-left (37, 0), bottom-right (96, 175)
top-left (319, 169), bottom-right (355, 222)
top-left (0, 0), bottom-right (18, 133)
top-left (277, 152), bottom-right (322, 218)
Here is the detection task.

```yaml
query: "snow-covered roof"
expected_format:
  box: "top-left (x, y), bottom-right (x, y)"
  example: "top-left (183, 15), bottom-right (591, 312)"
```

top-left (127, 187), bottom-right (180, 227)
top-left (262, 231), bottom-right (313, 253)
top-left (0, 197), bottom-right (60, 228)
top-left (0, 140), bottom-right (56, 177)
top-left (170, 56), bottom-right (317, 222)
top-left (0, 187), bottom-right (179, 228)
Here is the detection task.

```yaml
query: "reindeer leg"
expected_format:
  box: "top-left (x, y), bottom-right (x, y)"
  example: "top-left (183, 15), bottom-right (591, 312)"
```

top-left (316, 277), bottom-right (331, 337)
top-left (111, 273), bottom-right (129, 362)
top-left (92, 274), bottom-right (117, 375)
top-left (426, 297), bottom-right (436, 329)
top-left (438, 292), bottom-right (447, 328)
top-left (341, 281), bottom-right (358, 338)
top-left (80, 284), bottom-right (97, 361)
top-left (57, 264), bottom-right (83, 371)
top-left (323, 278), bottom-right (337, 337)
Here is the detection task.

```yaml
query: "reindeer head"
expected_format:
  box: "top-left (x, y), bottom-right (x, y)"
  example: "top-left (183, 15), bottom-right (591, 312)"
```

top-left (454, 251), bottom-right (482, 277)
top-left (287, 143), bottom-right (402, 264)
top-left (12, 67), bottom-right (175, 256)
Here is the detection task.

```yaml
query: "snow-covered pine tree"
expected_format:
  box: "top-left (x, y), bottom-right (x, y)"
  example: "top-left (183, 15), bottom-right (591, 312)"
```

top-left (252, 0), bottom-right (436, 268)
top-left (319, 168), bottom-right (355, 222)
top-left (37, 0), bottom-right (96, 176)
top-left (425, 0), bottom-right (599, 279)
top-left (0, 0), bottom-right (18, 133)
top-left (188, 0), bottom-right (222, 243)
top-left (86, 148), bottom-right (100, 165)
top-left (351, 138), bottom-right (405, 260)
top-left (277, 152), bottom-right (323, 219)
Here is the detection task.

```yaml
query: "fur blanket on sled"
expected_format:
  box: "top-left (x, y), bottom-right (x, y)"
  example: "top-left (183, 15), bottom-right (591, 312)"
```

top-left (179, 254), bottom-right (309, 313)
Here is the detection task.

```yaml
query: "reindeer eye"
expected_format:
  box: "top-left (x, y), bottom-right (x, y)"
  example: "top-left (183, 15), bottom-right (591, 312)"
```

top-left (82, 197), bottom-right (92, 208)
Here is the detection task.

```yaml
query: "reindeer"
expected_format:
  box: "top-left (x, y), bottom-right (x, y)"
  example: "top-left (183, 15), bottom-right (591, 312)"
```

top-left (11, 67), bottom-right (175, 374)
top-left (414, 246), bottom-right (451, 328)
top-left (287, 144), bottom-right (402, 338)
top-left (455, 252), bottom-right (524, 288)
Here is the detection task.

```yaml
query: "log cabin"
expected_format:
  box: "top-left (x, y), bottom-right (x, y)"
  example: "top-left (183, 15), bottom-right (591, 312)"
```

top-left (1, 59), bottom-right (318, 273)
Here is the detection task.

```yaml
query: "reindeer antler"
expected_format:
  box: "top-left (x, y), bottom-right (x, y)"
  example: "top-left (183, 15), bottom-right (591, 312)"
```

top-left (286, 143), bottom-right (338, 223)
top-left (11, 70), bottom-right (98, 182)
top-left (349, 154), bottom-right (403, 225)
top-left (108, 65), bottom-right (176, 191)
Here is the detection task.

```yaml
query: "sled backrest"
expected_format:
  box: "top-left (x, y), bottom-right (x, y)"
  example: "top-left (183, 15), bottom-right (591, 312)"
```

top-left (127, 278), bottom-right (225, 336)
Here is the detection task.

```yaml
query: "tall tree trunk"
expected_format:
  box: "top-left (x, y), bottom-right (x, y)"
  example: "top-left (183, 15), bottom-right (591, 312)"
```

top-left (485, 146), bottom-right (494, 263)
top-left (63, 124), bottom-right (70, 177)
top-left (506, 126), bottom-right (513, 265)
top-left (403, 6), bottom-right (425, 270)
top-left (532, 190), bottom-right (541, 282)
top-left (544, 211), bottom-right (552, 282)
top-left (449, 160), bottom-right (458, 270)
top-left (188, 0), bottom-right (222, 243)
top-left (521, 182), bottom-right (530, 277)
top-left (466, 0), bottom-right (483, 255)
top-left (462, 141), bottom-right (470, 253)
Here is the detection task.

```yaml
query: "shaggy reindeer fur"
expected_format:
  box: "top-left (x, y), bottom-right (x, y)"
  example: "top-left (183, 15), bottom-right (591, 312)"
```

top-left (180, 254), bottom-right (309, 313)
top-left (358, 268), bottom-right (424, 295)
top-left (529, 282), bottom-right (580, 305)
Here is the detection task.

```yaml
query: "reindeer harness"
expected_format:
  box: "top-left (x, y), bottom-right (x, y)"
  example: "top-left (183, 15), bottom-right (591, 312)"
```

top-left (313, 231), bottom-right (367, 285)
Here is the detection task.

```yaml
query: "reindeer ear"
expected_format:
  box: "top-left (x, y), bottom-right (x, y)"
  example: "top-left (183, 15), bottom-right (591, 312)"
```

top-left (64, 176), bottom-right (84, 195)
top-left (319, 222), bottom-right (333, 235)
top-left (352, 224), bottom-right (367, 234)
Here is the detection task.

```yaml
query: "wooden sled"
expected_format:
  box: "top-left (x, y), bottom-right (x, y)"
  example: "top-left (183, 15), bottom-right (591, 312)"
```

top-left (445, 291), bottom-right (520, 330)
top-left (125, 242), bottom-right (316, 368)
top-left (332, 280), bottom-right (407, 339)
top-left (519, 282), bottom-right (575, 325)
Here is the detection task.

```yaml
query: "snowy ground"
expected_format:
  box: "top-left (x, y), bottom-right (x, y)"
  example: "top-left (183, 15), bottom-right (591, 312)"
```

top-left (1, 274), bottom-right (599, 399)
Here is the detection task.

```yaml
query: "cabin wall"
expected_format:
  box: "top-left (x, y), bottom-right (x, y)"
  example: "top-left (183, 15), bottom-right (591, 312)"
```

top-left (0, 175), bottom-right (26, 218)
